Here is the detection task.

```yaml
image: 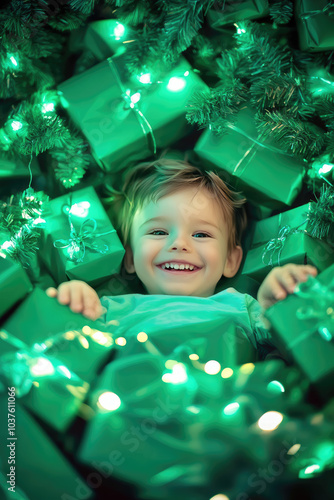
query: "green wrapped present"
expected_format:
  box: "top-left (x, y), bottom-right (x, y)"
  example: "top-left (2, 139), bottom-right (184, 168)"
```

top-left (58, 54), bottom-right (208, 172)
top-left (84, 20), bottom-right (134, 60)
top-left (1, 339), bottom-right (89, 431)
top-left (265, 264), bottom-right (334, 401)
top-left (208, 0), bottom-right (269, 29)
top-left (0, 394), bottom-right (94, 500)
top-left (295, 0), bottom-right (334, 52)
top-left (3, 287), bottom-right (115, 383)
top-left (242, 203), bottom-right (334, 282)
top-left (39, 186), bottom-right (125, 286)
top-left (0, 255), bottom-right (32, 320)
top-left (194, 105), bottom-right (305, 210)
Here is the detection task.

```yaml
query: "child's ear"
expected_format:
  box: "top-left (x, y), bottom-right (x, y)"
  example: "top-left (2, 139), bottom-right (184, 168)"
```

top-left (123, 245), bottom-right (136, 274)
top-left (223, 245), bottom-right (243, 278)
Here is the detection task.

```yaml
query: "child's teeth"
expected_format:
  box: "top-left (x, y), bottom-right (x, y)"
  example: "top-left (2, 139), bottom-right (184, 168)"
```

top-left (179, 264), bottom-right (185, 270)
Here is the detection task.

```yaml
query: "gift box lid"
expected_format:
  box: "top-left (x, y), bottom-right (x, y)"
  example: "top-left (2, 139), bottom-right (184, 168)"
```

top-left (295, 0), bottom-right (334, 52)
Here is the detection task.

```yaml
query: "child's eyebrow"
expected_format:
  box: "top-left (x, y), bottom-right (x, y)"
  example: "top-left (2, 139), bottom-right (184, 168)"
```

top-left (139, 216), bottom-right (221, 231)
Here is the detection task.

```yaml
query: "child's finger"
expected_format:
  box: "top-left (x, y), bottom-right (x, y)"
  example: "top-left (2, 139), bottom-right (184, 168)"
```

top-left (46, 287), bottom-right (57, 298)
top-left (68, 287), bottom-right (85, 313)
top-left (268, 277), bottom-right (287, 300)
top-left (82, 289), bottom-right (102, 320)
top-left (275, 267), bottom-right (297, 293)
top-left (57, 284), bottom-right (71, 305)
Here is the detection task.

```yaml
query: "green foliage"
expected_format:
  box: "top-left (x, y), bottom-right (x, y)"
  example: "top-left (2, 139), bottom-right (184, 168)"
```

top-left (307, 185), bottom-right (334, 241)
top-left (69, 0), bottom-right (97, 15)
top-left (186, 84), bottom-right (247, 133)
top-left (49, 136), bottom-right (90, 188)
top-left (269, 0), bottom-right (293, 26)
top-left (256, 111), bottom-right (326, 161)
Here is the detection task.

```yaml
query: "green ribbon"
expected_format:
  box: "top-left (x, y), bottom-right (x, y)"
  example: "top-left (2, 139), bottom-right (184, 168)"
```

top-left (54, 212), bottom-right (116, 263)
top-left (261, 215), bottom-right (308, 267)
top-left (300, 1), bottom-right (334, 20)
top-left (107, 57), bottom-right (157, 156)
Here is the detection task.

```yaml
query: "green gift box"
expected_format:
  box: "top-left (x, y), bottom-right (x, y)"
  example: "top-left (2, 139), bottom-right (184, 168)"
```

top-left (3, 287), bottom-right (115, 384)
top-left (0, 255), bottom-right (32, 320)
top-left (208, 0), bottom-right (269, 29)
top-left (194, 105), bottom-right (305, 210)
top-left (58, 54), bottom-right (208, 172)
top-left (242, 203), bottom-right (334, 282)
top-left (39, 186), bottom-right (125, 286)
top-left (0, 395), bottom-right (94, 500)
top-left (265, 264), bottom-right (334, 401)
top-left (295, 0), bottom-right (334, 52)
top-left (84, 19), bottom-right (134, 60)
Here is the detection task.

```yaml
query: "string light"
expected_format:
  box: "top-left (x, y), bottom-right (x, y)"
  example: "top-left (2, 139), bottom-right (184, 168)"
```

top-left (221, 367), bottom-right (233, 378)
top-left (30, 357), bottom-right (55, 377)
top-left (189, 353), bottom-right (199, 361)
top-left (113, 22), bottom-right (125, 39)
top-left (137, 332), bottom-right (148, 342)
top-left (204, 360), bottom-right (221, 375)
top-left (69, 201), bottom-right (91, 218)
top-left (267, 380), bottom-right (285, 393)
top-left (223, 402), bottom-right (240, 416)
top-left (167, 76), bottom-right (186, 92)
top-left (116, 337), bottom-right (126, 346)
top-left (57, 365), bottom-right (72, 379)
top-left (138, 73), bottom-right (152, 84)
top-left (97, 391), bottom-right (121, 411)
top-left (258, 411), bottom-right (283, 431)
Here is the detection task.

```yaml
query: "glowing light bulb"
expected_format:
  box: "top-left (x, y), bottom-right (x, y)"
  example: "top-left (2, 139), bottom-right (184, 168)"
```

top-left (98, 391), bottom-right (121, 411)
top-left (78, 336), bottom-right (89, 349)
top-left (30, 357), bottom-right (55, 377)
top-left (167, 76), bottom-right (186, 92)
top-left (184, 70), bottom-right (189, 76)
top-left (41, 102), bottom-right (55, 113)
top-left (210, 495), bottom-right (230, 500)
top-left (221, 367), bottom-right (233, 378)
top-left (138, 73), bottom-right (151, 84)
top-left (204, 360), bottom-right (221, 375)
top-left (258, 411), bottom-right (283, 431)
top-left (240, 362), bottom-right (255, 375)
top-left (137, 332), bottom-right (148, 342)
top-left (113, 22), bottom-right (125, 39)
top-left (57, 365), bottom-right (72, 379)
top-left (1, 241), bottom-right (13, 250)
top-left (267, 380), bottom-right (285, 393)
top-left (69, 201), bottom-right (91, 218)
top-left (299, 463), bottom-right (321, 478)
top-left (287, 443), bottom-right (301, 455)
top-left (130, 92), bottom-right (141, 104)
top-left (91, 330), bottom-right (113, 346)
top-left (318, 163), bottom-right (333, 175)
top-left (10, 121), bottom-right (23, 131)
top-left (116, 337), bottom-right (126, 346)
top-left (223, 402), bottom-right (240, 416)
top-left (162, 363), bottom-right (187, 384)
top-left (189, 353), bottom-right (199, 361)
top-left (8, 54), bottom-right (18, 67)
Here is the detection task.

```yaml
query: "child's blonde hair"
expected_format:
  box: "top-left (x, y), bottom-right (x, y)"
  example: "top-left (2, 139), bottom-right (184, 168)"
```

top-left (107, 158), bottom-right (247, 254)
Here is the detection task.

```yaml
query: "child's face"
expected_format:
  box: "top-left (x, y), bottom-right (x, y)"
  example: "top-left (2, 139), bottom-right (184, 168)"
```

top-left (124, 186), bottom-right (243, 297)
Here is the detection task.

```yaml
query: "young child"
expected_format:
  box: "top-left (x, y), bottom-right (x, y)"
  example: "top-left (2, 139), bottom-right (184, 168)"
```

top-left (46, 159), bottom-right (317, 357)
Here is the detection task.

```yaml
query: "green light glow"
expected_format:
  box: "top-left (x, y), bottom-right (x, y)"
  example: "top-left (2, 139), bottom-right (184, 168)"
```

top-left (69, 201), bottom-right (90, 218)
top-left (318, 326), bottom-right (333, 342)
top-left (318, 163), bottom-right (333, 175)
top-left (113, 23), bottom-right (125, 39)
top-left (42, 102), bottom-right (55, 113)
top-left (130, 92), bottom-right (141, 104)
top-left (299, 464), bottom-right (321, 478)
top-left (30, 357), bottom-right (55, 377)
top-left (223, 402), bottom-right (240, 416)
top-left (267, 380), bottom-right (285, 393)
top-left (184, 71), bottom-right (189, 76)
top-left (138, 73), bottom-right (152, 84)
top-left (10, 121), bottom-right (23, 131)
top-left (162, 363), bottom-right (188, 384)
top-left (98, 391), bottom-right (121, 411)
top-left (258, 411), bottom-right (283, 431)
top-left (57, 365), bottom-right (72, 379)
top-left (8, 54), bottom-right (18, 67)
top-left (167, 76), bottom-right (186, 92)
top-left (0, 129), bottom-right (11, 149)
top-left (1, 241), bottom-right (13, 250)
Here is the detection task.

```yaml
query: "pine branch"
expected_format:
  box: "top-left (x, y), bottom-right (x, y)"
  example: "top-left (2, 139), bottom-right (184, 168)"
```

top-left (47, 7), bottom-right (88, 31)
top-left (108, 0), bottom-right (152, 26)
top-left (307, 185), bottom-right (334, 241)
top-left (186, 84), bottom-right (247, 133)
top-left (216, 48), bottom-right (243, 82)
top-left (69, 0), bottom-right (97, 14)
top-left (159, 0), bottom-right (211, 58)
top-left (269, 0), bottom-right (293, 26)
top-left (7, 101), bottom-right (71, 156)
top-left (49, 135), bottom-right (90, 188)
top-left (256, 111), bottom-right (327, 161)
top-left (318, 96), bottom-right (334, 131)
top-left (250, 74), bottom-right (315, 119)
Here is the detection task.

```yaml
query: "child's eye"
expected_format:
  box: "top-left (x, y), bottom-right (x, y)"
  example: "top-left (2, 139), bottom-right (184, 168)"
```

top-left (149, 230), bottom-right (167, 235)
top-left (193, 232), bottom-right (211, 238)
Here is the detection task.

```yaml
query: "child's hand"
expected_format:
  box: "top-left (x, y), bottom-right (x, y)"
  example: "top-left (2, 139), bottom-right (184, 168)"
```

top-left (257, 264), bottom-right (318, 310)
top-left (46, 280), bottom-right (103, 321)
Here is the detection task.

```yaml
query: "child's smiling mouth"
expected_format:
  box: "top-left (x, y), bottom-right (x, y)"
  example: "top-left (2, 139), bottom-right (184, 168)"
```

top-left (156, 261), bottom-right (202, 274)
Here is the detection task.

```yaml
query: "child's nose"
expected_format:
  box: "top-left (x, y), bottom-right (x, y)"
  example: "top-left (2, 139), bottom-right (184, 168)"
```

top-left (168, 232), bottom-right (191, 252)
